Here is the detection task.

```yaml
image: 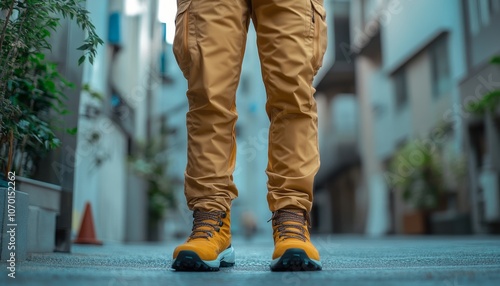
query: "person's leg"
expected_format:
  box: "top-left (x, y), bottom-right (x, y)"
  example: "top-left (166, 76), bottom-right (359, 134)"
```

top-left (171, 0), bottom-right (250, 271)
top-left (251, 0), bottom-right (327, 271)
top-left (177, 0), bottom-right (250, 213)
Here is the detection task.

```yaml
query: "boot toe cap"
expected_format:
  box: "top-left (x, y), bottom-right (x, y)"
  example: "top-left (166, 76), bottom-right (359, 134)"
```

top-left (272, 239), bottom-right (320, 261)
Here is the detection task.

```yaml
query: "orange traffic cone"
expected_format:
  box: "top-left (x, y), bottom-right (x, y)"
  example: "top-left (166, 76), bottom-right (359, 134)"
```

top-left (74, 202), bottom-right (103, 245)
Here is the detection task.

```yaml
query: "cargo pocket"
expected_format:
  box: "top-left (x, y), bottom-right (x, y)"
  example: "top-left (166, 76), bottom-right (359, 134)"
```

top-left (311, 0), bottom-right (327, 74)
top-left (173, 0), bottom-right (192, 78)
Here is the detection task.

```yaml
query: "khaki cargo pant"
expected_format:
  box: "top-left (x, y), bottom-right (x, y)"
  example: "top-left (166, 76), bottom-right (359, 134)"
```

top-left (173, 0), bottom-right (327, 213)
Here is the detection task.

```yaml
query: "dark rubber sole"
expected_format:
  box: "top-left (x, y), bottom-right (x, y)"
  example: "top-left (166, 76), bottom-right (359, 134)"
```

top-left (171, 250), bottom-right (235, 271)
top-left (270, 248), bottom-right (322, 271)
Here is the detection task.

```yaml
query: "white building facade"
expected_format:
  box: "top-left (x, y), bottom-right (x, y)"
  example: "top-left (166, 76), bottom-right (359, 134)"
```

top-left (351, 0), bottom-right (469, 234)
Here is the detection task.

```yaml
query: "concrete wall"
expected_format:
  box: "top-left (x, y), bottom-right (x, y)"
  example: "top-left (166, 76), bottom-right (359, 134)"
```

top-left (355, 54), bottom-right (392, 236)
top-left (383, 0), bottom-right (466, 79)
top-left (406, 51), bottom-right (453, 138)
top-left (0, 189), bottom-right (28, 261)
top-left (383, 0), bottom-right (466, 150)
top-left (72, 0), bottom-right (161, 242)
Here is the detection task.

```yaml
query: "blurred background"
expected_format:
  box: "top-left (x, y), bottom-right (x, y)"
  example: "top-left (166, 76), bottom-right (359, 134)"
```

top-left (1, 0), bottom-right (499, 258)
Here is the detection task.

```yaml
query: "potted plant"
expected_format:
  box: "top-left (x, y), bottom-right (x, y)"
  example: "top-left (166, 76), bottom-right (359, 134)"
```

top-left (0, 0), bottom-right (102, 254)
top-left (388, 139), bottom-right (446, 234)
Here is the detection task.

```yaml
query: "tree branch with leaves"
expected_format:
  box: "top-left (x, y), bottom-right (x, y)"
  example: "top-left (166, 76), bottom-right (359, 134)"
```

top-left (0, 0), bottom-right (103, 177)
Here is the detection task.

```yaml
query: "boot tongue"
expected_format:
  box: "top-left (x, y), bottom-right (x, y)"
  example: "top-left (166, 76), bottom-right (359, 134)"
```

top-left (273, 209), bottom-right (308, 241)
top-left (280, 209), bottom-right (306, 224)
top-left (190, 211), bottom-right (222, 240)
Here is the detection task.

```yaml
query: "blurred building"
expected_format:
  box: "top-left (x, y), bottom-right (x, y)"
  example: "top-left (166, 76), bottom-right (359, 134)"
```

top-left (313, 0), bottom-right (363, 234)
top-left (70, 0), bottom-right (166, 242)
top-left (318, 0), bottom-right (500, 235)
top-left (62, 0), bottom-right (499, 241)
top-left (459, 0), bottom-right (500, 233)
top-left (18, 0), bottom-right (172, 251)
top-left (349, 0), bottom-right (468, 235)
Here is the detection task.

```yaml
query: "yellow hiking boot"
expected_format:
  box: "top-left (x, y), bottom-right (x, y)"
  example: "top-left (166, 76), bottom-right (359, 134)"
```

top-left (270, 209), bottom-right (322, 271)
top-left (171, 210), bottom-right (234, 271)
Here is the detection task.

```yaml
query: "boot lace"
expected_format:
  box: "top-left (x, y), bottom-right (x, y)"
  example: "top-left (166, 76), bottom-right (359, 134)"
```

top-left (189, 210), bottom-right (226, 240)
top-left (268, 209), bottom-right (310, 241)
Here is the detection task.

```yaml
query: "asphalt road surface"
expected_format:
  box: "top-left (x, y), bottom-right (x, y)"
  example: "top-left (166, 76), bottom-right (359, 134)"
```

top-left (1, 235), bottom-right (499, 286)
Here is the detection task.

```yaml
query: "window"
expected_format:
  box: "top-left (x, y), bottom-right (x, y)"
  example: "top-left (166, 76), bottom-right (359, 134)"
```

top-left (429, 36), bottom-right (451, 98)
top-left (468, 0), bottom-right (500, 35)
top-left (393, 68), bottom-right (408, 109)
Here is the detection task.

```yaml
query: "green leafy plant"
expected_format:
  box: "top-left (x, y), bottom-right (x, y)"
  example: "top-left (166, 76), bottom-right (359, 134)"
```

top-left (0, 0), bottom-right (103, 177)
top-left (491, 55), bottom-right (500, 65)
top-left (388, 140), bottom-right (445, 210)
top-left (129, 139), bottom-right (177, 227)
top-left (3, 53), bottom-right (74, 176)
top-left (466, 56), bottom-right (500, 115)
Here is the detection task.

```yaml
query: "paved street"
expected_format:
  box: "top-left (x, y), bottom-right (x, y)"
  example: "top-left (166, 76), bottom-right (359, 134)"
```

top-left (1, 235), bottom-right (500, 286)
